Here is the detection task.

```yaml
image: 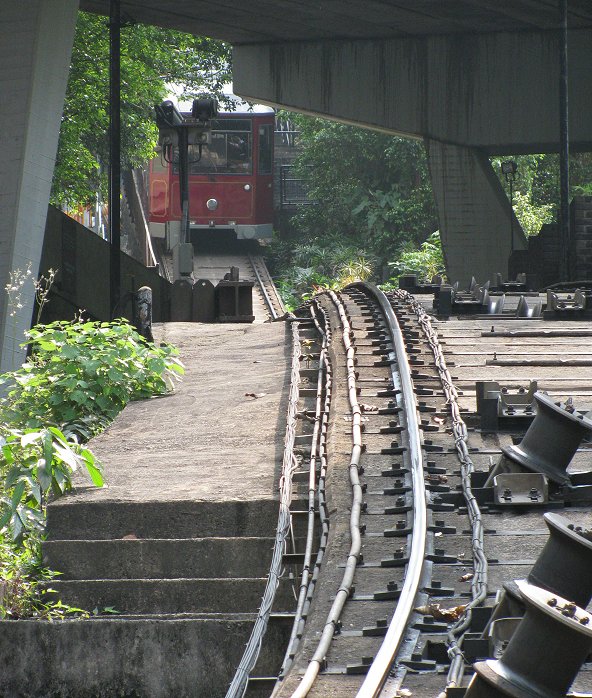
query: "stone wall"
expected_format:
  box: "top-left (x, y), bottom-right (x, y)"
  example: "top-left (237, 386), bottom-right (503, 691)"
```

top-left (572, 196), bottom-right (592, 280)
top-left (510, 196), bottom-right (592, 288)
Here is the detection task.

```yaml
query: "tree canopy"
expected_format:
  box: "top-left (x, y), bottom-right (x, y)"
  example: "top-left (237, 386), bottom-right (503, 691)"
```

top-left (284, 114), bottom-right (438, 263)
top-left (268, 114), bottom-right (439, 307)
top-left (51, 11), bottom-right (231, 208)
top-left (491, 153), bottom-right (592, 236)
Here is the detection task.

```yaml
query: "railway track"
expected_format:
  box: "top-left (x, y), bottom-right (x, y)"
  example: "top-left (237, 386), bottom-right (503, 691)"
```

top-left (230, 282), bottom-right (592, 698)
top-left (163, 243), bottom-right (285, 322)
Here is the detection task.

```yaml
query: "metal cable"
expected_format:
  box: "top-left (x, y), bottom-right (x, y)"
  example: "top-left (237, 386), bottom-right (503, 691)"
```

top-left (278, 303), bottom-right (333, 684)
top-left (225, 319), bottom-right (303, 698)
top-left (391, 289), bottom-right (488, 695)
top-left (279, 300), bottom-right (331, 677)
top-left (290, 290), bottom-right (364, 698)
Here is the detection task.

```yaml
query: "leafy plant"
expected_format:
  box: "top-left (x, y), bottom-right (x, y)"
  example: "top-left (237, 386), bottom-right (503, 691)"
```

top-left (282, 113), bottom-right (437, 263)
top-left (383, 231), bottom-right (446, 288)
top-left (491, 153), bottom-right (592, 237)
top-left (268, 236), bottom-right (377, 310)
top-left (0, 318), bottom-right (184, 618)
top-left (0, 542), bottom-right (88, 620)
top-left (0, 319), bottom-right (183, 436)
top-left (0, 427), bottom-right (100, 544)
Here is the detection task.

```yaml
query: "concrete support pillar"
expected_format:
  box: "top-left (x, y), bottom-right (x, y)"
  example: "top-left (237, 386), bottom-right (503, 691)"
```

top-left (0, 1), bottom-right (78, 372)
top-left (426, 139), bottom-right (527, 287)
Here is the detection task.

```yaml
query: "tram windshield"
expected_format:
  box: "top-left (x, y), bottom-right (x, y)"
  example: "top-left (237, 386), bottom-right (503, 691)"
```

top-left (172, 119), bottom-right (252, 175)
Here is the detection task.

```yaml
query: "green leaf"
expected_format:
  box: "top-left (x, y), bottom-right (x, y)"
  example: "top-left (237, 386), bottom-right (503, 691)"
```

top-left (37, 458), bottom-right (52, 492)
top-left (20, 431), bottom-right (42, 448)
top-left (11, 482), bottom-right (26, 511)
top-left (5, 467), bottom-right (24, 488)
top-left (71, 390), bottom-right (88, 405)
top-left (85, 461), bottom-right (104, 487)
top-left (52, 443), bottom-right (79, 472)
top-left (0, 507), bottom-right (12, 530)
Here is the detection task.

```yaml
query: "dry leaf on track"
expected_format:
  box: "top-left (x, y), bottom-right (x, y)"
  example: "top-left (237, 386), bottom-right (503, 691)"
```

top-left (414, 603), bottom-right (467, 621)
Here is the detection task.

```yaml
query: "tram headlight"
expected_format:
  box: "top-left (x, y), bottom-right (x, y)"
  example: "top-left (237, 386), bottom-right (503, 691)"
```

top-left (206, 198), bottom-right (218, 211)
top-left (154, 100), bottom-right (183, 128)
top-left (244, 184), bottom-right (251, 191)
top-left (192, 97), bottom-right (218, 122)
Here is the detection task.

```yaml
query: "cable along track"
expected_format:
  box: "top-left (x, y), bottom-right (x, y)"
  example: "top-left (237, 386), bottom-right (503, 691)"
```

top-left (268, 283), bottom-right (432, 698)
top-left (230, 283), bottom-right (592, 698)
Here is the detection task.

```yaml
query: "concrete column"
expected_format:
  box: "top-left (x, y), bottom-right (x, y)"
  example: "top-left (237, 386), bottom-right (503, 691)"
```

top-left (0, 1), bottom-right (79, 372)
top-left (426, 139), bottom-right (527, 286)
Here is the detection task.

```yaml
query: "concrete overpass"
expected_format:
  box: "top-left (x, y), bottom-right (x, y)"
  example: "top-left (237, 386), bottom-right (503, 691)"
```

top-left (2, 1), bottom-right (592, 369)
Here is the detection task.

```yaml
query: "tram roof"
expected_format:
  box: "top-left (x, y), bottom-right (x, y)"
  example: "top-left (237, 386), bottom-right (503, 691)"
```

top-left (79, 1), bottom-right (592, 44)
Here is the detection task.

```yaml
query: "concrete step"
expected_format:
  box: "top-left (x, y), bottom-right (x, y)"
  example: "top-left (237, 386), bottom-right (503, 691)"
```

top-left (48, 577), bottom-right (296, 615)
top-left (245, 676), bottom-right (278, 698)
top-left (46, 498), bottom-right (290, 541)
top-left (251, 612), bottom-right (294, 677)
top-left (0, 614), bottom-right (290, 698)
top-left (42, 537), bottom-right (278, 580)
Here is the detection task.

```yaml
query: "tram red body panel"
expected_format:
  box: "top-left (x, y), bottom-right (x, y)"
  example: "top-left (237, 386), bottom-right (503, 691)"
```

top-left (149, 112), bottom-right (274, 239)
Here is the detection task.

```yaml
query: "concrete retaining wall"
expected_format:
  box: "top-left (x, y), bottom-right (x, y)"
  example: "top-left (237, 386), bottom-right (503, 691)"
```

top-left (39, 206), bottom-right (170, 323)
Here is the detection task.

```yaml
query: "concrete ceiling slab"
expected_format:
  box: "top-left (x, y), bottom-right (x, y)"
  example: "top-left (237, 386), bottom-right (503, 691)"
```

top-left (79, 0), bottom-right (592, 43)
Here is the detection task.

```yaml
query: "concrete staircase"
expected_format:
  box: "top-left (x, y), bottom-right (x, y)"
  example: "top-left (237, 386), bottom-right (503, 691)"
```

top-left (0, 498), bottom-right (295, 697)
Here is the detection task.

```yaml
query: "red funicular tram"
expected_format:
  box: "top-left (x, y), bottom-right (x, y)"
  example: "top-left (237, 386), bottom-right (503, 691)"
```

top-left (149, 109), bottom-right (274, 243)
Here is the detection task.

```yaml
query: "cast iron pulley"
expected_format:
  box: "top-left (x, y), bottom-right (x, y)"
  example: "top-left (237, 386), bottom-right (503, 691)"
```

top-left (465, 581), bottom-right (592, 698)
top-left (528, 512), bottom-right (592, 609)
top-left (500, 392), bottom-right (592, 485)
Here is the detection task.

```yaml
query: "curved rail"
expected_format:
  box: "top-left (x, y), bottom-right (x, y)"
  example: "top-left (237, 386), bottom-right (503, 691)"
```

top-left (354, 283), bottom-right (427, 698)
top-left (225, 318), bottom-right (302, 698)
top-left (249, 254), bottom-right (286, 320)
top-left (290, 283), bottom-right (428, 698)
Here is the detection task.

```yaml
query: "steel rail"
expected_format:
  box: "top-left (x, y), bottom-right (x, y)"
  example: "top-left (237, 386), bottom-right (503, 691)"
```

top-left (392, 289), bottom-right (488, 695)
top-left (225, 318), bottom-right (302, 698)
top-left (249, 254), bottom-right (285, 320)
top-left (290, 290), bottom-right (364, 698)
top-left (354, 283), bottom-right (427, 698)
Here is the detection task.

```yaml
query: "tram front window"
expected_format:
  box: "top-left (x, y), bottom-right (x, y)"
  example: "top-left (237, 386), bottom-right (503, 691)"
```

top-left (184, 129), bottom-right (252, 175)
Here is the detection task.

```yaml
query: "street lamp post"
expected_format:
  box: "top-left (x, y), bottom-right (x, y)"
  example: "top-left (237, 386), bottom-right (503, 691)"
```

top-left (154, 98), bottom-right (217, 279)
top-left (501, 160), bottom-right (518, 255)
top-left (109, 0), bottom-right (121, 318)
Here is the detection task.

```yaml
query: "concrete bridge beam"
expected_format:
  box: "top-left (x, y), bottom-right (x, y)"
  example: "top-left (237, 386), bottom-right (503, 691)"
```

top-left (234, 30), bottom-right (592, 153)
top-left (234, 31), bottom-right (581, 283)
top-left (0, 0), bottom-right (78, 372)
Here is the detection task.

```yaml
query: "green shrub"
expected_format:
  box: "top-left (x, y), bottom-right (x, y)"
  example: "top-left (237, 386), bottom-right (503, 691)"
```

top-left (0, 319), bottom-right (184, 617)
top-left (1, 319), bottom-right (183, 436)
top-left (0, 427), bottom-right (100, 544)
top-left (0, 540), bottom-right (88, 620)
top-left (382, 231), bottom-right (445, 288)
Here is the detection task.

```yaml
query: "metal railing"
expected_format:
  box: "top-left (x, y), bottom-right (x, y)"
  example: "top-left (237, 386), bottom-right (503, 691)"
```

top-left (279, 165), bottom-right (315, 209)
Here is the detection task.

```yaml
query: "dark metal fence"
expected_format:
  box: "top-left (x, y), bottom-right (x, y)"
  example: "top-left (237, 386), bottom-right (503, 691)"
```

top-left (279, 164), bottom-right (314, 209)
